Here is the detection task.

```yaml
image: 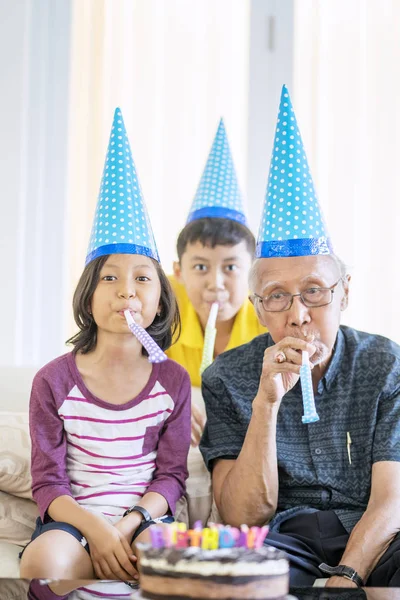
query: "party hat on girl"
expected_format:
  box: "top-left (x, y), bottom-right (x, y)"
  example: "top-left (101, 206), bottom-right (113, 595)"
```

top-left (86, 108), bottom-right (166, 363)
top-left (256, 85), bottom-right (333, 258)
top-left (186, 118), bottom-right (248, 226)
top-left (86, 108), bottom-right (159, 266)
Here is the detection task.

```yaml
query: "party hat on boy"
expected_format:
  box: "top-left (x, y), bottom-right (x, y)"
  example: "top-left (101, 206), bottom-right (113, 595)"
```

top-left (256, 85), bottom-right (333, 258)
top-left (186, 118), bottom-right (248, 226)
top-left (86, 108), bottom-right (159, 266)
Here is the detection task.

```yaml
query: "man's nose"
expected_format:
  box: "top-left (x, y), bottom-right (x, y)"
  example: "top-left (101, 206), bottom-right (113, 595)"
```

top-left (288, 295), bottom-right (311, 327)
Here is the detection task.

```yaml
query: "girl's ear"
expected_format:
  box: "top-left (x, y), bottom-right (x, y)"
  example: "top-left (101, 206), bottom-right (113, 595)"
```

top-left (173, 261), bottom-right (183, 283)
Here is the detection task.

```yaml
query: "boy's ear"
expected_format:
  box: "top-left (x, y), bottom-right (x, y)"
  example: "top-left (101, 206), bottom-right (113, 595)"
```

top-left (173, 261), bottom-right (183, 282)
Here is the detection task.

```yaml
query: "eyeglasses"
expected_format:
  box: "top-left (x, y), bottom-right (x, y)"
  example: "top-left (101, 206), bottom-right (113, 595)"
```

top-left (251, 279), bottom-right (342, 313)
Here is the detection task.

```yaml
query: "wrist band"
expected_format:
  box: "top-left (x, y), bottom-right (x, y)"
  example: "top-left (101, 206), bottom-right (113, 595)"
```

top-left (123, 505), bottom-right (152, 522)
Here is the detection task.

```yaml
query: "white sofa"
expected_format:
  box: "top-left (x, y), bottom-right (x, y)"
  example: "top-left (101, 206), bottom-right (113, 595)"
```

top-left (0, 368), bottom-right (213, 578)
top-left (0, 367), bottom-right (39, 577)
top-left (0, 367), bottom-right (328, 586)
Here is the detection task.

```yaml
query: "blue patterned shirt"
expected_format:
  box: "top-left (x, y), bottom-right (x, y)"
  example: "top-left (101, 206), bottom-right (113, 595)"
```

top-left (200, 326), bottom-right (400, 532)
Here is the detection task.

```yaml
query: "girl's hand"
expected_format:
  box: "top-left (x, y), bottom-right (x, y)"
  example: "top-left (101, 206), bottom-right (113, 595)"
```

top-left (256, 337), bottom-right (316, 406)
top-left (114, 512), bottom-right (142, 544)
top-left (84, 516), bottom-right (138, 580)
top-left (191, 403), bottom-right (206, 447)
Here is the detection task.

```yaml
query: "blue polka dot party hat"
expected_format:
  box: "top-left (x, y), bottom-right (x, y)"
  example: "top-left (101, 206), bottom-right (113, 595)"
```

top-left (256, 85), bottom-right (333, 258)
top-left (86, 108), bottom-right (159, 266)
top-left (186, 118), bottom-right (248, 226)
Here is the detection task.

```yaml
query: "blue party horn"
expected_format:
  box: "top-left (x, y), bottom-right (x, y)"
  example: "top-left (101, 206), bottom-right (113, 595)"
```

top-left (300, 351), bottom-right (319, 424)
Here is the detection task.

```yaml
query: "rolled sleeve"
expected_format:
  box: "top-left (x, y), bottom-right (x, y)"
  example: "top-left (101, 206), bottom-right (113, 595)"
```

top-left (373, 382), bottom-right (400, 464)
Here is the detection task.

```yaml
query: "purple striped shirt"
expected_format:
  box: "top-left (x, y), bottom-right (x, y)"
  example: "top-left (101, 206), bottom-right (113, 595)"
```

top-left (30, 352), bottom-right (191, 521)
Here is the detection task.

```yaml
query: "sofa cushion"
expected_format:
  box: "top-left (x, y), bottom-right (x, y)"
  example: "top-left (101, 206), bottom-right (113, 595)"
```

top-left (0, 541), bottom-right (23, 578)
top-left (0, 490), bottom-right (38, 546)
top-left (0, 413), bottom-right (32, 499)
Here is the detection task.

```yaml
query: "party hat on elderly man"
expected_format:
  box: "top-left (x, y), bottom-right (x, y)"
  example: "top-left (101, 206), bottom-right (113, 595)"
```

top-left (186, 118), bottom-right (249, 226)
top-left (86, 107), bottom-right (159, 266)
top-left (256, 85), bottom-right (333, 258)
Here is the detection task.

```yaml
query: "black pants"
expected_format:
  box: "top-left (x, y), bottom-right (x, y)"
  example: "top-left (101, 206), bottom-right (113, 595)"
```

top-left (265, 510), bottom-right (400, 587)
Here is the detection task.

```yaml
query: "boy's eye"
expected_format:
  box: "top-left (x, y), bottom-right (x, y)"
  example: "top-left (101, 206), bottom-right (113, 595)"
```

top-left (225, 264), bottom-right (238, 272)
top-left (194, 264), bottom-right (207, 272)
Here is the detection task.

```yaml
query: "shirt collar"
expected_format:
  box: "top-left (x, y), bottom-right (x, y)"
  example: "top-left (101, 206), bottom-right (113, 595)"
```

top-left (321, 327), bottom-right (344, 391)
top-left (179, 298), bottom-right (257, 350)
top-left (179, 300), bottom-right (204, 349)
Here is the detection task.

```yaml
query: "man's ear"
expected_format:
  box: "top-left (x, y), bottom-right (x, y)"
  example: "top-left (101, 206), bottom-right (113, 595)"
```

top-left (340, 274), bottom-right (351, 311)
top-left (250, 294), bottom-right (267, 326)
top-left (173, 260), bottom-right (183, 283)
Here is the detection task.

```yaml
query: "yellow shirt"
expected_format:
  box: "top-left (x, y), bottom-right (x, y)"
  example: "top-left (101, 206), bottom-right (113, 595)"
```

top-left (166, 275), bottom-right (266, 387)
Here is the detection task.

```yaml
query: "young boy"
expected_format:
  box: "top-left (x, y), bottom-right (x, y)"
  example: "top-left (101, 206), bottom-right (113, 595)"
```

top-left (168, 217), bottom-right (264, 389)
top-left (166, 119), bottom-right (265, 525)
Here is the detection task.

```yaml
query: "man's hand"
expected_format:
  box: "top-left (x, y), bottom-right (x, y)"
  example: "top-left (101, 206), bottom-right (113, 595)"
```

top-left (191, 402), bottom-right (206, 447)
top-left (85, 516), bottom-right (138, 581)
top-left (325, 576), bottom-right (358, 588)
top-left (256, 337), bottom-right (316, 406)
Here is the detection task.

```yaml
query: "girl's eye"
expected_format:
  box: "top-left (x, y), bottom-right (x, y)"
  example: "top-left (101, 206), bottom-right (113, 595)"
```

top-left (194, 264), bottom-right (207, 272)
top-left (136, 276), bottom-right (150, 282)
top-left (102, 275), bottom-right (116, 281)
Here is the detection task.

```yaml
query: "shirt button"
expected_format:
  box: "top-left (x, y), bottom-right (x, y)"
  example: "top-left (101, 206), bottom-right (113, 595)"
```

top-left (315, 448), bottom-right (322, 455)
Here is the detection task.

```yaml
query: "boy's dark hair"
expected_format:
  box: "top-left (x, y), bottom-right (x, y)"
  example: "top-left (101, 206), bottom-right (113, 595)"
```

top-left (176, 218), bottom-right (255, 262)
top-left (66, 255), bottom-right (181, 355)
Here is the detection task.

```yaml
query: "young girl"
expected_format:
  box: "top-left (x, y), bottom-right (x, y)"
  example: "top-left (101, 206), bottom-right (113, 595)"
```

top-left (20, 108), bottom-right (191, 584)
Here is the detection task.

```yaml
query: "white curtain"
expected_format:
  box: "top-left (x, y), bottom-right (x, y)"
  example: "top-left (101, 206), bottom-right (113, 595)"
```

top-left (66, 0), bottom-right (250, 335)
top-left (293, 0), bottom-right (400, 342)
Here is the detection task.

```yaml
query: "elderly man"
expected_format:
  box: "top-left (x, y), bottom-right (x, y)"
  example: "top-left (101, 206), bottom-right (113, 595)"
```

top-left (200, 86), bottom-right (400, 587)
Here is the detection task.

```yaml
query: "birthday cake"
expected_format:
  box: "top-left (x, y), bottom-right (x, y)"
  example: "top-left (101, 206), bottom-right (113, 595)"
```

top-left (138, 544), bottom-right (289, 600)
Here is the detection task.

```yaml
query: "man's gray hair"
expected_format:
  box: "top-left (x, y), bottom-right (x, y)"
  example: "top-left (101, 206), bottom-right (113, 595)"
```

top-left (248, 254), bottom-right (348, 293)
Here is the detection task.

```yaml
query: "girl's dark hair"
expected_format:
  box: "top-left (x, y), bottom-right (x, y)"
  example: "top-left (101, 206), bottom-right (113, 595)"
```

top-left (66, 255), bottom-right (181, 355)
top-left (176, 217), bottom-right (255, 261)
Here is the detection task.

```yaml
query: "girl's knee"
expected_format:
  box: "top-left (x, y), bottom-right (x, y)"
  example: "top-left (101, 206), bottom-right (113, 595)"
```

top-left (20, 531), bottom-right (94, 579)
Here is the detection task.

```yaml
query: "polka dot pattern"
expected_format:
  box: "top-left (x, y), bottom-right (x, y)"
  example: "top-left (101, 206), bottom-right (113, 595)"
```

top-left (127, 320), bottom-right (167, 364)
top-left (256, 85), bottom-right (331, 258)
top-left (86, 108), bottom-right (159, 265)
top-left (187, 118), bottom-right (248, 225)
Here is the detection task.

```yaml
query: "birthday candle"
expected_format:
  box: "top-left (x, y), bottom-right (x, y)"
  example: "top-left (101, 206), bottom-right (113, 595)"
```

top-left (188, 529), bottom-right (202, 547)
top-left (199, 302), bottom-right (219, 375)
top-left (252, 526), bottom-right (269, 549)
top-left (124, 310), bottom-right (167, 363)
top-left (218, 528), bottom-right (235, 548)
top-left (176, 530), bottom-right (189, 548)
top-left (300, 351), bottom-right (319, 424)
top-left (150, 526), bottom-right (165, 548)
top-left (201, 527), bottom-right (219, 550)
top-left (238, 525), bottom-right (249, 548)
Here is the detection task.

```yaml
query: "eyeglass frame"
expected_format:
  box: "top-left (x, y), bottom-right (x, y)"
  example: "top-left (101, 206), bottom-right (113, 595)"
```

top-left (250, 278), bottom-right (343, 313)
